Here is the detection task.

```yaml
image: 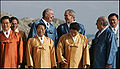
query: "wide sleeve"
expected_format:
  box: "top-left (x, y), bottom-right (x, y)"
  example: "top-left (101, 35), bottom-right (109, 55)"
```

top-left (22, 32), bottom-right (27, 64)
top-left (57, 36), bottom-right (66, 63)
top-left (82, 36), bottom-right (90, 68)
top-left (26, 38), bottom-right (33, 67)
top-left (50, 39), bottom-right (57, 67)
top-left (18, 33), bottom-right (23, 64)
top-left (106, 33), bottom-right (118, 65)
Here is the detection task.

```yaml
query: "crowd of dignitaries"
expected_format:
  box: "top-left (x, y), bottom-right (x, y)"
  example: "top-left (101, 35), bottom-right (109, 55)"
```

top-left (0, 8), bottom-right (119, 68)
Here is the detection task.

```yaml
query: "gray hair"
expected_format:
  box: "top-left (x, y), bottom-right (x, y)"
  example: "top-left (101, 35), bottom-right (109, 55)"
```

top-left (42, 8), bottom-right (53, 18)
top-left (98, 16), bottom-right (108, 26)
top-left (65, 9), bottom-right (76, 20)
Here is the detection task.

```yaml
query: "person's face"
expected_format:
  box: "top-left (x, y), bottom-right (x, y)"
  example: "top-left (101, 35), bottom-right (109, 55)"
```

top-left (108, 16), bottom-right (119, 28)
top-left (2, 19), bottom-right (11, 32)
top-left (70, 29), bottom-right (78, 37)
top-left (11, 19), bottom-right (18, 31)
top-left (45, 10), bottom-right (54, 23)
top-left (37, 25), bottom-right (46, 37)
top-left (96, 19), bottom-right (103, 31)
top-left (64, 11), bottom-right (73, 23)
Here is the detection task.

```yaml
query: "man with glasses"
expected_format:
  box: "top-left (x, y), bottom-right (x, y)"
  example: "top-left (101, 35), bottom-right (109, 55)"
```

top-left (0, 16), bottom-right (23, 68)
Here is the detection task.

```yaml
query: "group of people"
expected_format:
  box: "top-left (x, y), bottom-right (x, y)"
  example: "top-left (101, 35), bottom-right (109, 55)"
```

top-left (0, 8), bottom-right (119, 68)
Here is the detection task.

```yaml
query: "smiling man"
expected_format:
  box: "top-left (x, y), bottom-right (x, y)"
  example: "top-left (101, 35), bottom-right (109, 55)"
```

top-left (90, 16), bottom-right (118, 68)
top-left (28, 8), bottom-right (58, 48)
top-left (0, 16), bottom-right (23, 68)
top-left (26, 23), bottom-right (56, 68)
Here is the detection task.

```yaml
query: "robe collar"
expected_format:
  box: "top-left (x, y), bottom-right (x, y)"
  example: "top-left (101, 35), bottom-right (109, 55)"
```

top-left (3, 28), bottom-right (11, 38)
top-left (34, 35), bottom-right (48, 50)
top-left (37, 34), bottom-right (44, 44)
top-left (15, 28), bottom-right (19, 32)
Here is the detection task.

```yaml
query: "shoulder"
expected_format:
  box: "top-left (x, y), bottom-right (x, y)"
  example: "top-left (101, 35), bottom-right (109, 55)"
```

top-left (33, 19), bottom-right (43, 24)
top-left (105, 27), bottom-right (115, 38)
top-left (28, 36), bottom-right (37, 42)
top-left (77, 22), bottom-right (85, 28)
top-left (50, 23), bottom-right (56, 27)
top-left (57, 23), bottom-right (66, 29)
top-left (59, 33), bottom-right (69, 40)
top-left (19, 30), bottom-right (25, 34)
top-left (79, 34), bottom-right (87, 40)
top-left (106, 27), bottom-right (114, 34)
top-left (45, 36), bottom-right (54, 43)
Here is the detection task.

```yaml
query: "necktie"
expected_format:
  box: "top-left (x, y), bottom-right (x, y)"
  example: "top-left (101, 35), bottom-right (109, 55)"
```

top-left (114, 28), bottom-right (116, 31)
top-left (41, 37), bottom-right (42, 40)
top-left (6, 32), bottom-right (8, 35)
top-left (47, 23), bottom-right (49, 26)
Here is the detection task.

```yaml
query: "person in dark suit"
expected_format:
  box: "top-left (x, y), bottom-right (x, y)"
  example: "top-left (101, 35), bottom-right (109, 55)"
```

top-left (90, 16), bottom-right (117, 68)
top-left (108, 13), bottom-right (119, 68)
top-left (57, 9), bottom-right (86, 40)
top-left (28, 8), bottom-right (58, 48)
top-left (10, 17), bottom-right (27, 68)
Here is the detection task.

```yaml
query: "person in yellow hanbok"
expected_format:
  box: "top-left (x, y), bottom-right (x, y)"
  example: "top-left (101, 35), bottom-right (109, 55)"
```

top-left (26, 23), bottom-right (56, 68)
top-left (57, 22), bottom-right (90, 68)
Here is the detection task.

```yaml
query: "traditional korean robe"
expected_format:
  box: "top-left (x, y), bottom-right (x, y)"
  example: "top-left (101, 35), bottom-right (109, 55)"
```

top-left (26, 36), bottom-right (56, 68)
top-left (57, 33), bottom-right (90, 68)
top-left (0, 30), bottom-right (23, 68)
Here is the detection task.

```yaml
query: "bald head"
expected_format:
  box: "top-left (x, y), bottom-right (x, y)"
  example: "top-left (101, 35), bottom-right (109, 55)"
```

top-left (97, 16), bottom-right (108, 26)
top-left (96, 16), bottom-right (108, 31)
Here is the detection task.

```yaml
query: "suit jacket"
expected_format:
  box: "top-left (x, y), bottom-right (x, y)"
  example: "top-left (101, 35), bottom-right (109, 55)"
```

top-left (57, 23), bottom-right (86, 40)
top-left (90, 27), bottom-right (118, 68)
top-left (28, 19), bottom-right (58, 47)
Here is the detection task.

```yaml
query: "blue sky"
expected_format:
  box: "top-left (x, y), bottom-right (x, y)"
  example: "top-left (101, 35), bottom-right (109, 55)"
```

top-left (1, 1), bottom-right (119, 34)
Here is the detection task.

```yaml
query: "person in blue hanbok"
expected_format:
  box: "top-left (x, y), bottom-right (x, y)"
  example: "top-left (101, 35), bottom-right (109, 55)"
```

top-left (57, 9), bottom-right (86, 39)
top-left (28, 8), bottom-right (58, 47)
top-left (108, 13), bottom-right (119, 68)
top-left (90, 16), bottom-right (118, 68)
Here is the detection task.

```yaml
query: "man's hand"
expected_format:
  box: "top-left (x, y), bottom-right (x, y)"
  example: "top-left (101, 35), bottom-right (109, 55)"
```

top-left (61, 59), bottom-right (68, 65)
top-left (18, 64), bottom-right (21, 68)
top-left (28, 66), bottom-right (33, 69)
top-left (106, 64), bottom-right (112, 68)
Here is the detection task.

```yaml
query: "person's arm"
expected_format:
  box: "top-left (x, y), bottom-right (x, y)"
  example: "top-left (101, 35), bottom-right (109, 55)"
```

top-left (26, 38), bottom-right (34, 68)
top-left (106, 33), bottom-right (118, 68)
top-left (57, 36), bottom-right (67, 64)
top-left (17, 33), bottom-right (23, 68)
top-left (83, 36), bottom-right (90, 68)
top-left (50, 39), bottom-right (57, 68)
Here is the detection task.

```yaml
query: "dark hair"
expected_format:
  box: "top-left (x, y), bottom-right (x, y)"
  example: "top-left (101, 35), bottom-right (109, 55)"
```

top-left (36, 23), bottom-right (46, 29)
top-left (10, 17), bottom-right (19, 24)
top-left (70, 22), bottom-right (80, 31)
top-left (0, 16), bottom-right (10, 23)
top-left (108, 13), bottom-right (118, 19)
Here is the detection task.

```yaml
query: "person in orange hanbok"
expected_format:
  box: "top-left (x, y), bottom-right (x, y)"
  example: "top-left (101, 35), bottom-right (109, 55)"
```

top-left (0, 16), bottom-right (23, 68)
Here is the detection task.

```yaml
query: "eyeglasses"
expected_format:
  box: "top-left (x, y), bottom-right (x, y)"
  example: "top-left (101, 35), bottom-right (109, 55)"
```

top-left (2, 22), bottom-right (10, 25)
